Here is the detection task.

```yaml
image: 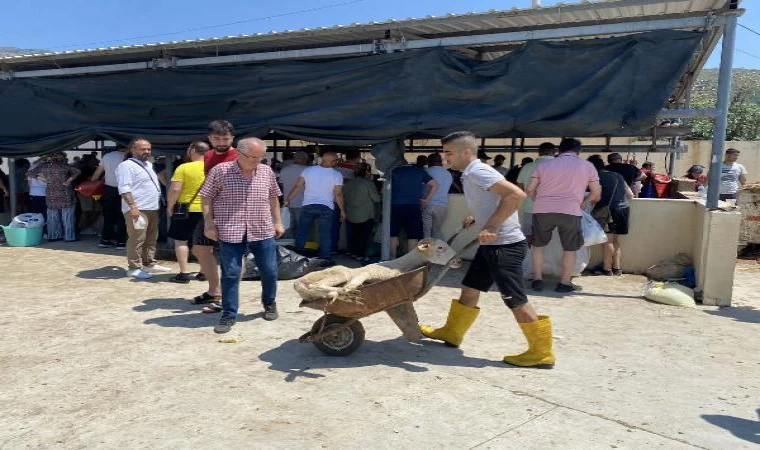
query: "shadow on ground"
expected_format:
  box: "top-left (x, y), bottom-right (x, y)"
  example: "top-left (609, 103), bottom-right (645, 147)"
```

top-left (258, 337), bottom-right (508, 382)
top-left (76, 265), bottom-right (127, 280)
top-left (701, 408), bottom-right (760, 445)
top-left (134, 297), bottom-right (266, 329)
top-left (704, 306), bottom-right (760, 324)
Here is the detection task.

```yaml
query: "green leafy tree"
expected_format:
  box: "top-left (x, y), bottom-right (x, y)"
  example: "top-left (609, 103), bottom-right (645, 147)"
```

top-left (690, 85), bottom-right (760, 141)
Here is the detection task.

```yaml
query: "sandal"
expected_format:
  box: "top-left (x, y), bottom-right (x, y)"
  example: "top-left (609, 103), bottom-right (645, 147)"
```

top-left (201, 302), bottom-right (223, 314)
top-left (191, 292), bottom-right (220, 304)
top-left (169, 273), bottom-right (191, 284)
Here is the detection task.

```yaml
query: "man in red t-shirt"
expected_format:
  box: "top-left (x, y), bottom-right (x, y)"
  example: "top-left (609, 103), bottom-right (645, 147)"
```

top-left (191, 120), bottom-right (238, 311)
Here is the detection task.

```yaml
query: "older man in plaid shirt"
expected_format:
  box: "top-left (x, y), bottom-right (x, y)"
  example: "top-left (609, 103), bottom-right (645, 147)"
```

top-left (200, 137), bottom-right (285, 334)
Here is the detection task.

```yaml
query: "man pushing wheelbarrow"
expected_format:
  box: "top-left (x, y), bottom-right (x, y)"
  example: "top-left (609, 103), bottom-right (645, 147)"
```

top-left (294, 131), bottom-right (555, 368)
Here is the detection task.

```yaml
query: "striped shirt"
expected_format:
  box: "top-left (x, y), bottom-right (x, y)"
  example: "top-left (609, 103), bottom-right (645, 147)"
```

top-left (200, 161), bottom-right (281, 243)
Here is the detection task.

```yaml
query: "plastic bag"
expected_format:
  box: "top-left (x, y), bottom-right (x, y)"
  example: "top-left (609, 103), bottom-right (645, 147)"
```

top-left (581, 210), bottom-right (607, 247)
top-left (280, 207), bottom-right (291, 231)
top-left (523, 229), bottom-right (589, 278)
top-left (643, 281), bottom-right (696, 308)
top-left (11, 213), bottom-right (45, 228)
top-left (244, 245), bottom-right (324, 281)
top-left (133, 215), bottom-right (147, 230)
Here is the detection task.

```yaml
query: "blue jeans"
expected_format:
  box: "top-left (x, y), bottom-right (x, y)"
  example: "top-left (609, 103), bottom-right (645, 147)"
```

top-left (219, 237), bottom-right (278, 317)
top-left (295, 204), bottom-right (333, 258)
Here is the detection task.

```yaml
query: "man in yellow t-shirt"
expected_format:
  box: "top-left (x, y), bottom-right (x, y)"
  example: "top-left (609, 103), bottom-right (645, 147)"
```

top-left (166, 142), bottom-right (208, 283)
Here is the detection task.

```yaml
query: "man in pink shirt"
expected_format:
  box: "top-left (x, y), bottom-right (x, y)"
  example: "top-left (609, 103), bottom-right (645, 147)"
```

top-left (525, 138), bottom-right (600, 293)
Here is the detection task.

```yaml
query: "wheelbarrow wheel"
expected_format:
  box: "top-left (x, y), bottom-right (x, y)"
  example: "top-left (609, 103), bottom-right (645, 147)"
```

top-left (311, 314), bottom-right (365, 356)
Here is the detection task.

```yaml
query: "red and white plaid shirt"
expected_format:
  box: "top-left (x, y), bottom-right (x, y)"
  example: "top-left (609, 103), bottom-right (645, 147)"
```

top-left (200, 161), bottom-right (282, 243)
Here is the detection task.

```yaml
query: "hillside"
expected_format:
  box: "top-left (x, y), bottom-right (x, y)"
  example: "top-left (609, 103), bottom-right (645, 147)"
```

top-left (693, 68), bottom-right (760, 103)
top-left (0, 46), bottom-right (48, 57)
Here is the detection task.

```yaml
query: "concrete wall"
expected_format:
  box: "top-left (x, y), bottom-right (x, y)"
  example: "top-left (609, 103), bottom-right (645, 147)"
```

top-left (437, 195), bottom-right (740, 304)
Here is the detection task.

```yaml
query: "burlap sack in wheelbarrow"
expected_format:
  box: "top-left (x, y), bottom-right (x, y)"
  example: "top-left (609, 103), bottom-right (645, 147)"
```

top-left (299, 265), bottom-right (429, 318)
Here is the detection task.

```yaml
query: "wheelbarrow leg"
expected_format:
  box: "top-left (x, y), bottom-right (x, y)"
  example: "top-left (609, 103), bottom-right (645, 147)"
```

top-left (386, 301), bottom-right (423, 341)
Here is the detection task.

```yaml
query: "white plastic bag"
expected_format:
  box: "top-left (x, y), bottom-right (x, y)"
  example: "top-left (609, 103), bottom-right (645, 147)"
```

top-left (280, 207), bottom-right (291, 231)
top-left (581, 210), bottom-right (607, 247)
top-left (11, 213), bottom-right (45, 228)
top-left (523, 229), bottom-right (589, 278)
top-left (643, 281), bottom-right (696, 308)
top-left (133, 215), bottom-right (147, 230)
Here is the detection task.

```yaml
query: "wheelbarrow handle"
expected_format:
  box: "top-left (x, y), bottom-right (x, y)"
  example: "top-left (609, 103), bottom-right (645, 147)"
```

top-left (419, 237), bottom-right (479, 299)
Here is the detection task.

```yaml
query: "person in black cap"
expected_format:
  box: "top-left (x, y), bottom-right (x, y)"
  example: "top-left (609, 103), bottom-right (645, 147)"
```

top-left (477, 150), bottom-right (491, 164)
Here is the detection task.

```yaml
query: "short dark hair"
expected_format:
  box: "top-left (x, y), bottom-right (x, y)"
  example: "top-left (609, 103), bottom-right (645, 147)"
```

top-left (642, 162), bottom-right (654, 169)
top-left (427, 152), bottom-right (443, 166)
top-left (344, 149), bottom-right (361, 160)
top-left (127, 137), bottom-right (150, 153)
top-left (587, 155), bottom-right (605, 171)
top-left (558, 138), bottom-right (581, 153)
top-left (355, 162), bottom-right (372, 178)
top-left (207, 120), bottom-right (234, 136)
top-left (538, 142), bottom-right (556, 155)
top-left (521, 157), bottom-right (534, 165)
top-left (726, 148), bottom-right (740, 154)
top-left (607, 152), bottom-right (623, 163)
top-left (441, 130), bottom-right (477, 146)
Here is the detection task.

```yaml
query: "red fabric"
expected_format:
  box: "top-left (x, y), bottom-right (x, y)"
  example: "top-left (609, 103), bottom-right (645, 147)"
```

top-left (75, 179), bottom-right (105, 197)
top-left (200, 161), bottom-right (281, 243)
top-left (204, 148), bottom-right (238, 174)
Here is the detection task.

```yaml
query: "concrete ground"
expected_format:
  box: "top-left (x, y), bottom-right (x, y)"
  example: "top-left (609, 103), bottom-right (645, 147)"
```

top-left (1, 238), bottom-right (758, 449)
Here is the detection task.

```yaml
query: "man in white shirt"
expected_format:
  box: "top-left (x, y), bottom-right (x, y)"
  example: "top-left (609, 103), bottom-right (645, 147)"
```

top-left (423, 152), bottom-right (453, 239)
top-left (279, 151), bottom-right (308, 237)
top-left (516, 142), bottom-right (556, 239)
top-left (284, 151), bottom-right (345, 262)
top-left (710, 148), bottom-right (748, 201)
top-left (91, 146), bottom-right (127, 248)
top-left (115, 138), bottom-right (171, 279)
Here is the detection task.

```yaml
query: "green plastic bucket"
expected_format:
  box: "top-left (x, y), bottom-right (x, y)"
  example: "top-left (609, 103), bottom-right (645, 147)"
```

top-left (1, 225), bottom-right (44, 247)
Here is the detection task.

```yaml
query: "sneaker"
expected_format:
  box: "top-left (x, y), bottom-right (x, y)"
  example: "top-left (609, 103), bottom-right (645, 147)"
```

top-left (555, 282), bottom-right (583, 293)
top-left (214, 315), bottom-right (236, 334)
top-left (115, 242), bottom-right (127, 249)
top-left (127, 268), bottom-right (153, 279)
top-left (98, 240), bottom-right (115, 248)
top-left (169, 273), bottom-right (192, 284)
top-left (612, 268), bottom-right (623, 276)
top-left (263, 303), bottom-right (279, 321)
top-left (195, 272), bottom-right (207, 281)
top-left (143, 264), bottom-right (171, 273)
top-left (531, 279), bottom-right (545, 292)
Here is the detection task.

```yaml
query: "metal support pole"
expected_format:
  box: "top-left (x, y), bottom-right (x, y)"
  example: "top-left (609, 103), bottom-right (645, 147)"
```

top-left (164, 156), bottom-right (174, 234)
top-left (380, 172), bottom-right (392, 261)
top-left (510, 138), bottom-right (517, 167)
top-left (8, 158), bottom-right (17, 217)
top-left (706, 17), bottom-right (737, 209)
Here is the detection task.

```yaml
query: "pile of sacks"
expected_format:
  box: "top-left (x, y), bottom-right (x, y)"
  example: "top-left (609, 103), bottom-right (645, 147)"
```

top-left (642, 253), bottom-right (696, 308)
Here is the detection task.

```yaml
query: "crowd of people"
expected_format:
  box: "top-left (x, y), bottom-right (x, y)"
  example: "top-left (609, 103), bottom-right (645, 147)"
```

top-left (0, 122), bottom-right (750, 343)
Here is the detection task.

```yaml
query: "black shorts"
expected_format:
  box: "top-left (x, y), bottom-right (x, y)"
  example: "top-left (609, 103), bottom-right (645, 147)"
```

top-left (168, 212), bottom-right (203, 241)
top-left (390, 204), bottom-right (423, 240)
top-left (532, 213), bottom-right (583, 251)
top-left (608, 207), bottom-right (630, 235)
top-left (461, 240), bottom-right (529, 309)
top-left (192, 216), bottom-right (217, 246)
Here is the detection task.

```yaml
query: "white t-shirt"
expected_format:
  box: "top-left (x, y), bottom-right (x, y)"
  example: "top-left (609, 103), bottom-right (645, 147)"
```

top-left (719, 162), bottom-right (747, 195)
top-left (462, 160), bottom-right (525, 246)
top-left (279, 163), bottom-right (307, 208)
top-left (28, 177), bottom-right (47, 197)
top-left (100, 150), bottom-right (126, 187)
top-left (301, 166), bottom-right (343, 209)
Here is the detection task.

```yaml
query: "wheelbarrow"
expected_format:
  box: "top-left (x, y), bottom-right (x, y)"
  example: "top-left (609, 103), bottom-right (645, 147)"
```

top-left (297, 237), bottom-right (478, 356)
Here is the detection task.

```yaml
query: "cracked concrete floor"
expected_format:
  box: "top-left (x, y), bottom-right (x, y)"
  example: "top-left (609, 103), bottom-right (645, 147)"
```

top-left (1, 239), bottom-right (758, 449)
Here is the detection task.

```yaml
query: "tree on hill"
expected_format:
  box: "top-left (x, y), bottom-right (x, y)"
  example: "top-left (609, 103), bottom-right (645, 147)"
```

top-left (689, 70), bottom-right (760, 141)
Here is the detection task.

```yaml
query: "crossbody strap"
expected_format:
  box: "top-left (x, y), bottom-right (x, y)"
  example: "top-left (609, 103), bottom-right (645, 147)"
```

top-left (129, 159), bottom-right (161, 194)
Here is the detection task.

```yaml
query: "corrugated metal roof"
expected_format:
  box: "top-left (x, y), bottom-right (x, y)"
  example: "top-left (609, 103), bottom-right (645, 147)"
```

top-left (0, 0), bottom-right (731, 71)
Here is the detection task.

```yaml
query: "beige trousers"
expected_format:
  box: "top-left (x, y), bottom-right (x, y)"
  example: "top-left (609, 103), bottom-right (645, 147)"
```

top-left (124, 210), bottom-right (160, 270)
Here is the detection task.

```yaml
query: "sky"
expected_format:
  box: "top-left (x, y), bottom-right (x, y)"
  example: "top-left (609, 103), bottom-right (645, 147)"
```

top-left (1, 0), bottom-right (759, 69)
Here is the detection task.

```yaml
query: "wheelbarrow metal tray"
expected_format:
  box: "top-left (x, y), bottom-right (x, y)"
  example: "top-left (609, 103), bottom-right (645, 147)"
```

top-left (298, 265), bottom-right (429, 318)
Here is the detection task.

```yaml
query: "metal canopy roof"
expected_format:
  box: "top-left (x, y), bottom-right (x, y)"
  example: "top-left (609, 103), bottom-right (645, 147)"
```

top-left (0, 0), bottom-right (742, 104)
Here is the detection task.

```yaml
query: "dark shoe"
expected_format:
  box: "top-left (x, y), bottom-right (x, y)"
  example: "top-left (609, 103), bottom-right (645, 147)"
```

top-left (214, 315), bottom-right (236, 334)
top-left (263, 303), bottom-right (279, 321)
top-left (612, 268), bottom-right (623, 276)
top-left (555, 282), bottom-right (583, 293)
top-left (531, 279), bottom-right (545, 292)
top-left (115, 242), bottom-right (126, 249)
top-left (169, 273), bottom-right (191, 284)
top-left (98, 240), bottom-right (115, 248)
top-left (47, 238), bottom-right (62, 242)
top-left (195, 272), bottom-right (207, 281)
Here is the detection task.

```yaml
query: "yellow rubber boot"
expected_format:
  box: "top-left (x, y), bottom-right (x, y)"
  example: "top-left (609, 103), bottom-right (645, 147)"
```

top-left (503, 315), bottom-right (555, 369)
top-left (420, 300), bottom-right (480, 347)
